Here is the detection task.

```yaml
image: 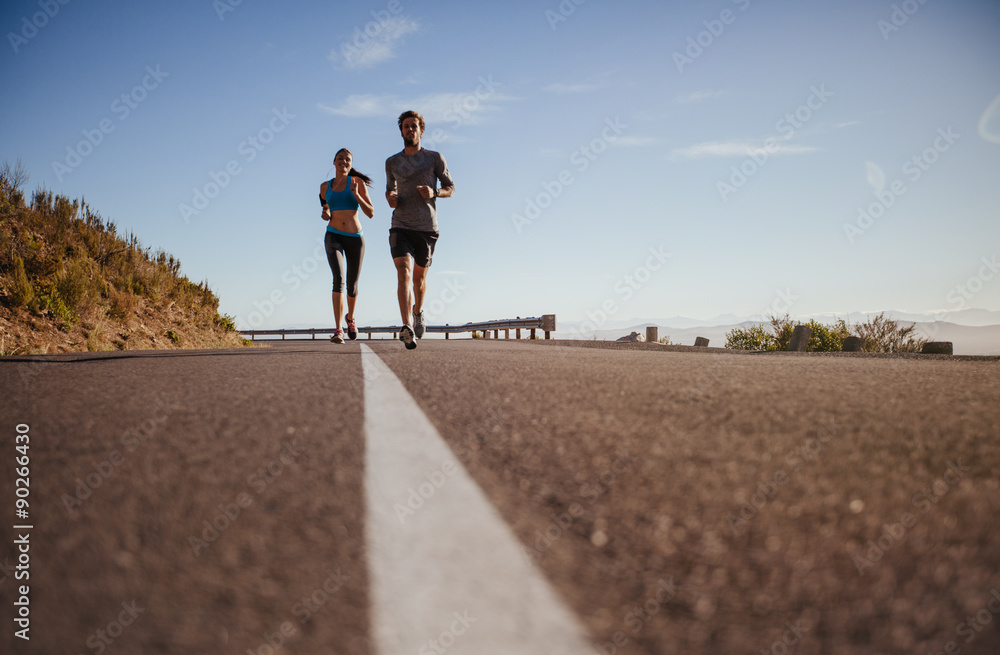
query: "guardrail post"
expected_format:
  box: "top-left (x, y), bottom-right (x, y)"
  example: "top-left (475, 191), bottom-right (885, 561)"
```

top-left (842, 336), bottom-right (864, 352)
top-left (646, 326), bottom-right (658, 343)
top-left (493, 329), bottom-right (499, 339)
top-left (788, 325), bottom-right (811, 352)
top-left (530, 328), bottom-right (536, 339)
top-left (505, 329), bottom-right (510, 339)
top-left (922, 341), bottom-right (953, 355)
top-left (694, 337), bottom-right (709, 347)
top-left (516, 328), bottom-right (521, 339)
top-left (541, 314), bottom-right (556, 340)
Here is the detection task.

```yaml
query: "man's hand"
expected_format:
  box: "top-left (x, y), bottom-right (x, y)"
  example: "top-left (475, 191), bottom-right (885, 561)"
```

top-left (387, 191), bottom-right (398, 208)
top-left (416, 185), bottom-right (434, 199)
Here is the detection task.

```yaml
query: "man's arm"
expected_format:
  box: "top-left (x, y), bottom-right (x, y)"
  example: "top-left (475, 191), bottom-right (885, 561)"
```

top-left (436, 152), bottom-right (454, 198)
top-left (385, 159), bottom-right (398, 208)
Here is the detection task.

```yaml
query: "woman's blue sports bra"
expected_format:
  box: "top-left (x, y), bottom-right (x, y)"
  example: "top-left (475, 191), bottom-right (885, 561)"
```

top-left (325, 176), bottom-right (359, 211)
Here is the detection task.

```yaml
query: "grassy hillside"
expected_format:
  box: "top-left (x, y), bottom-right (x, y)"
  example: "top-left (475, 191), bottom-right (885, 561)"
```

top-left (0, 161), bottom-right (247, 354)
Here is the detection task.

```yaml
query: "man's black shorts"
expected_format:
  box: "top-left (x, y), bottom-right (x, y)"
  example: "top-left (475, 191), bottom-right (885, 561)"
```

top-left (389, 228), bottom-right (439, 268)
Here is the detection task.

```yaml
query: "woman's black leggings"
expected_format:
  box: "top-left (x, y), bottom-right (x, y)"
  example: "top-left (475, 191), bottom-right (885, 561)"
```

top-left (324, 231), bottom-right (365, 297)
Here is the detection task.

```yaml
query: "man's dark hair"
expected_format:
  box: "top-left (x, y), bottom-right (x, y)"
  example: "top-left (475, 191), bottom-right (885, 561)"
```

top-left (397, 110), bottom-right (425, 132)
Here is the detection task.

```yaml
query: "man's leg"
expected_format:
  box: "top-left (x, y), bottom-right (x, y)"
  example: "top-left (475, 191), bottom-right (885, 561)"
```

top-left (412, 264), bottom-right (429, 316)
top-left (394, 255), bottom-right (413, 327)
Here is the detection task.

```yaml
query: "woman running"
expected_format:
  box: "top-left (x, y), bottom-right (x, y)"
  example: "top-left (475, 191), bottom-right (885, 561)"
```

top-left (320, 148), bottom-right (374, 343)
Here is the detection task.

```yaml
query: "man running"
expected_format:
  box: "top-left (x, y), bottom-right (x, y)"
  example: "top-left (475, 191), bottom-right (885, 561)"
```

top-left (385, 110), bottom-right (455, 350)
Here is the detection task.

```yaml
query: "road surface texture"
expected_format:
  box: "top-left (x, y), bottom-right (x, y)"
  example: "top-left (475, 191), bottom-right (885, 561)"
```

top-left (1, 339), bottom-right (998, 654)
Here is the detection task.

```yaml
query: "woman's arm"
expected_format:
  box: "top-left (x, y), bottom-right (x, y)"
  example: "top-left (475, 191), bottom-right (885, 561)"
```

top-left (354, 178), bottom-right (375, 219)
top-left (320, 182), bottom-right (331, 220)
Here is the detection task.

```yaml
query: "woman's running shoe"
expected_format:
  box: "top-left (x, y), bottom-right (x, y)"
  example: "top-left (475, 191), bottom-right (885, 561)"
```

top-left (346, 318), bottom-right (357, 340)
top-left (330, 329), bottom-right (345, 344)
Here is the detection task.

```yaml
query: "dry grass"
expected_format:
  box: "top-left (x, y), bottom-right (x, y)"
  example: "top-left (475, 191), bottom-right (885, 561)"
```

top-left (0, 160), bottom-right (248, 354)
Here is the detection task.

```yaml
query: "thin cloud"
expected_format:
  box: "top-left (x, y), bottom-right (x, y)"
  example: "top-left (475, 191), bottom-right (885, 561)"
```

top-left (318, 90), bottom-right (514, 126)
top-left (676, 90), bottom-right (725, 104)
top-left (542, 82), bottom-right (602, 94)
top-left (611, 136), bottom-right (657, 147)
top-left (670, 140), bottom-right (818, 160)
top-left (328, 16), bottom-right (420, 70)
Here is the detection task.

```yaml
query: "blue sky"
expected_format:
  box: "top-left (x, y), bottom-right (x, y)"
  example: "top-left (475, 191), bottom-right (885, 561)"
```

top-left (2, 0), bottom-right (999, 331)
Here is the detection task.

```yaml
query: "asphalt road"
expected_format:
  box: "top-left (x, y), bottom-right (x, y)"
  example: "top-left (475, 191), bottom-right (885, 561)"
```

top-left (1, 339), bottom-right (999, 654)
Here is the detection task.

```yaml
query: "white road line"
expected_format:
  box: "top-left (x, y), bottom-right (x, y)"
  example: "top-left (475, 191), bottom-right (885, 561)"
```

top-left (360, 344), bottom-right (594, 655)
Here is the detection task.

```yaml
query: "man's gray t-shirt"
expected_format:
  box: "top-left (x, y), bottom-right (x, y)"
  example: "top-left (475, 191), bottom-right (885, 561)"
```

top-left (385, 148), bottom-right (454, 232)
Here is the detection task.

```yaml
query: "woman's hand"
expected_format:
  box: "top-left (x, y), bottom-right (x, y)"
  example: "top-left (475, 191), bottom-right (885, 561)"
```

top-left (321, 206), bottom-right (331, 221)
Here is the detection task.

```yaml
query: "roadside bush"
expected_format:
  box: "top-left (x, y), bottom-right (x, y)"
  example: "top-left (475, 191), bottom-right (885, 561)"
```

top-left (215, 313), bottom-right (238, 333)
top-left (767, 314), bottom-right (796, 351)
top-left (56, 257), bottom-right (97, 312)
top-left (807, 318), bottom-right (851, 352)
top-left (728, 314), bottom-right (850, 352)
top-left (108, 286), bottom-right (135, 319)
top-left (36, 286), bottom-right (77, 329)
top-left (853, 312), bottom-right (926, 353)
top-left (6, 255), bottom-right (34, 307)
top-left (727, 312), bottom-right (923, 353)
top-left (725, 324), bottom-right (775, 351)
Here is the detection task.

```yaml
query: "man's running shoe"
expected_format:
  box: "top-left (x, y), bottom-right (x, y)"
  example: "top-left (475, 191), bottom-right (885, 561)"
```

top-left (400, 324), bottom-right (417, 350)
top-left (346, 318), bottom-right (357, 340)
top-left (330, 329), bottom-right (345, 344)
top-left (413, 310), bottom-right (426, 338)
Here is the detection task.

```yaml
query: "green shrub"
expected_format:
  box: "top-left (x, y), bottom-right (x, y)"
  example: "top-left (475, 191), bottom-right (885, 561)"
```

top-left (804, 318), bottom-right (851, 352)
top-left (166, 329), bottom-right (180, 344)
top-left (215, 313), bottom-right (238, 333)
top-left (37, 287), bottom-right (77, 329)
top-left (6, 255), bottom-right (34, 307)
top-left (725, 324), bottom-right (776, 350)
top-left (56, 258), bottom-right (96, 311)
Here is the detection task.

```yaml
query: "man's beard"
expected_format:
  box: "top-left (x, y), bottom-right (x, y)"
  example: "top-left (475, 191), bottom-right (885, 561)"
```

top-left (404, 136), bottom-right (419, 147)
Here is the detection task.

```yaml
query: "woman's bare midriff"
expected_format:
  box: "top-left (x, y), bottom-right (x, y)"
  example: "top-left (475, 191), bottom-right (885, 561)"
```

top-left (327, 209), bottom-right (362, 233)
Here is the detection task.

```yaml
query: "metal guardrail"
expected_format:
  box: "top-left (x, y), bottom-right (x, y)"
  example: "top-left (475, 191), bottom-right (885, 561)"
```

top-left (240, 314), bottom-right (557, 341)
